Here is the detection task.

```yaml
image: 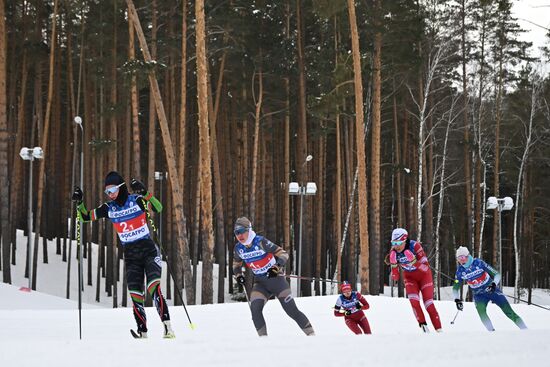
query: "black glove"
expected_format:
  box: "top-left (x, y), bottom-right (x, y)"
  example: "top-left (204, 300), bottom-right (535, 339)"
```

top-left (130, 178), bottom-right (147, 195)
top-left (235, 274), bottom-right (245, 285)
top-left (267, 265), bottom-right (280, 278)
top-left (72, 186), bottom-right (83, 202)
top-left (486, 282), bottom-right (496, 293)
top-left (355, 301), bottom-right (362, 309)
top-left (344, 310), bottom-right (352, 316)
top-left (455, 299), bottom-right (463, 311)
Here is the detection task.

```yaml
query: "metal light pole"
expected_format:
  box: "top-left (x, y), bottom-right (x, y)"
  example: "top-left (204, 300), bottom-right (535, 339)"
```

top-left (289, 155), bottom-right (316, 297)
top-left (154, 171), bottom-right (166, 244)
top-left (19, 147), bottom-right (44, 291)
top-left (487, 196), bottom-right (514, 272)
top-left (74, 116), bottom-right (84, 339)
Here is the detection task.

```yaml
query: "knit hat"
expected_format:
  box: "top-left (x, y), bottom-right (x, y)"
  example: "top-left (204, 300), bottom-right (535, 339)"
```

top-left (104, 171), bottom-right (128, 205)
top-left (391, 228), bottom-right (408, 243)
top-left (104, 171), bottom-right (125, 187)
top-left (340, 281), bottom-right (352, 293)
top-left (234, 217), bottom-right (252, 231)
top-left (456, 246), bottom-right (470, 258)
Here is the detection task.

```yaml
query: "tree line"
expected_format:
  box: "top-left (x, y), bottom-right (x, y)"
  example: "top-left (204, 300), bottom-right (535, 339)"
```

top-left (0, 0), bottom-right (549, 305)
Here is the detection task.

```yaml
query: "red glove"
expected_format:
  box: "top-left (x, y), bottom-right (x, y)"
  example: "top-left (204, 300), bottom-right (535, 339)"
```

top-left (404, 250), bottom-right (416, 264)
top-left (390, 251), bottom-right (399, 281)
top-left (391, 266), bottom-right (399, 281)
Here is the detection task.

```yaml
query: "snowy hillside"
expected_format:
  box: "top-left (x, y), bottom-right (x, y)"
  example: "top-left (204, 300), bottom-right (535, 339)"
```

top-left (2, 230), bottom-right (550, 367)
top-left (1, 282), bottom-right (550, 367)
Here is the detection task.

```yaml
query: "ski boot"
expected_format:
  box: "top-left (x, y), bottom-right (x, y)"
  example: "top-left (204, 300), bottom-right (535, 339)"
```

top-left (163, 321), bottom-right (176, 339)
top-left (419, 322), bottom-right (430, 333)
top-left (130, 329), bottom-right (148, 339)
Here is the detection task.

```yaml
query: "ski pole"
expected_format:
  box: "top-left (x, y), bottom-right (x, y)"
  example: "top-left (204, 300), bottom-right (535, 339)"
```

top-left (450, 310), bottom-right (460, 324)
top-left (286, 274), bottom-right (339, 284)
top-left (140, 198), bottom-right (196, 329)
top-left (75, 208), bottom-right (83, 339)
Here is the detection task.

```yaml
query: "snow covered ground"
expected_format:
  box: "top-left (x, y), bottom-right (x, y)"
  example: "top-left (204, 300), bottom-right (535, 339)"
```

top-left (1, 282), bottom-right (550, 367)
top-left (2, 230), bottom-right (550, 366)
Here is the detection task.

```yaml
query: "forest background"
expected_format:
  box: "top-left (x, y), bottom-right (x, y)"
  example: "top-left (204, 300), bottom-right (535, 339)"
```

top-left (0, 0), bottom-right (549, 306)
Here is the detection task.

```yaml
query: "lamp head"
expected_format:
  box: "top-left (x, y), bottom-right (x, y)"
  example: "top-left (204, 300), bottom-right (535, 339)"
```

top-left (32, 147), bottom-right (44, 159)
top-left (288, 182), bottom-right (300, 195)
top-left (74, 116), bottom-right (82, 125)
top-left (19, 147), bottom-right (31, 160)
top-left (486, 196), bottom-right (498, 210)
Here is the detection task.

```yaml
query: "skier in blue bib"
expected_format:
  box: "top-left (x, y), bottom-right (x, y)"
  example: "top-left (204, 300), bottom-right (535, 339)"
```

top-left (72, 171), bottom-right (174, 339)
top-left (453, 246), bottom-right (527, 331)
top-left (232, 217), bottom-right (315, 337)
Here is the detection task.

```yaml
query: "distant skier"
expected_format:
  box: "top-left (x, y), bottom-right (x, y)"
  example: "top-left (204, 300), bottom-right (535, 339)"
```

top-left (388, 228), bottom-right (442, 333)
top-left (232, 217), bottom-right (315, 337)
top-left (333, 281), bottom-right (371, 335)
top-left (72, 171), bottom-right (175, 339)
top-left (453, 246), bottom-right (527, 331)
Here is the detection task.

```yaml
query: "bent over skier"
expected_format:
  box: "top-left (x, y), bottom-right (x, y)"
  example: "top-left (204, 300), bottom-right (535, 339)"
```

top-left (72, 171), bottom-right (175, 339)
top-left (453, 246), bottom-right (527, 331)
top-left (232, 217), bottom-right (315, 337)
top-left (388, 228), bottom-right (442, 333)
top-left (333, 281), bottom-right (371, 334)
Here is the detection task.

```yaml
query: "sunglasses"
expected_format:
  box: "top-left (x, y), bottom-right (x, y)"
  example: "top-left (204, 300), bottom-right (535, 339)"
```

top-left (234, 227), bottom-right (249, 236)
top-left (104, 182), bottom-right (125, 195)
top-left (391, 240), bottom-right (405, 247)
top-left (456, 255), bottom-right (469, 262)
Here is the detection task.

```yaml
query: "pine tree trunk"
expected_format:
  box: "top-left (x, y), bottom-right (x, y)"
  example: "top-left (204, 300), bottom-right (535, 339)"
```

top-left (0, 0), bottom-right (10, 283)
top-left (195, 0), bottom-right (215, 304)
top-left (370, 10), bottom-right (382, 295)
top-left (126, 0), bottom-right (194, 304)
top-left (32, 0), bottom-right (59, 290)
top-left (347, 0), bottom-right (370, 293)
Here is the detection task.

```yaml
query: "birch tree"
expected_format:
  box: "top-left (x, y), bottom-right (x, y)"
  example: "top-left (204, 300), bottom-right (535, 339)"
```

top-left (512, 72), bottom-right (541, 301)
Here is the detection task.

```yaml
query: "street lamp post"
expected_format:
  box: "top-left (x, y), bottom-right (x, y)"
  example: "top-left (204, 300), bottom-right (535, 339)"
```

top-left (154, 171), bottom-right (166, 244)
top-left (19, 147), bottom-right (44, 291)
top-left (289, 154), bottom-right (316, 297)
top-left (486, 196), bottom-right (514, 272)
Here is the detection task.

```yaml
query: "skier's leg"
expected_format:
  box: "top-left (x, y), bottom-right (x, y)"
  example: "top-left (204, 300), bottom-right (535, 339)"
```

top-left (491, 291), bottom-right (527, 329)
top-left (405, 279), bottom-right (427, 325)
top-left (126, 256), bottom-right (147, 333)
top-left (250, 283), bottom-right (270, 336)
top-left (419, 273), bottom-right (442, 330)
top-left (345, 318), bottom-right (362, 334)
top-left (474, 295), bottom-right (495, 331)
top-left (357, 314), bottom-right (372, 334)
top-left (273, 278), bottom-right (315, 335)
top-left (144, 242), bottom-right (170, 322)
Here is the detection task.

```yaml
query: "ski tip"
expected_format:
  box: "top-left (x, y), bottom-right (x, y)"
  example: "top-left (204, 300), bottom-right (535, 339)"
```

top-left (189, 323), bottom-right (196, 330)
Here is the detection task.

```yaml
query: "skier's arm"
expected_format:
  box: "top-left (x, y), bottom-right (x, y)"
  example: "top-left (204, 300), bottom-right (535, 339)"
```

top-left (77, 202), bottom-right (108, 222)
top-left (232, 247), bottom-right (244, 276)
top-left (480, 260), bottom-right (501, 286)
top-left (263, 239), bottom-right (289, 267)
top-left (333, 298), bottom-right (345, 317)
top-left (137, 194), bottom-right (163, 214)
top-left (356, 293), bottom-right (370, 310)
top-left (413, 242), bottom-right (429, 264)
top-left (452, 278), bottom-right (462, 299)
top-left (413, 242), bottom-right (430, 272)
top-left (141, 192), bottom-right (163, 213)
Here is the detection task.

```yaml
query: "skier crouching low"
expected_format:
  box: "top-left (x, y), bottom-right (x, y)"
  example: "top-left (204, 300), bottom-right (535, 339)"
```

top-left (232, 217), bottom-right (315, 337)
top-left (333, 281), bottom-right (371, 334)
top-left (72, 171), bottom-right (175, 339)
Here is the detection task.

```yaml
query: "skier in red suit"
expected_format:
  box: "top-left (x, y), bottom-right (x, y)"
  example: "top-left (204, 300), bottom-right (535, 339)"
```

top-left (333, 281), bottom-right (371, 334)
top-left (388, 228), bottom-right (442, 333)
